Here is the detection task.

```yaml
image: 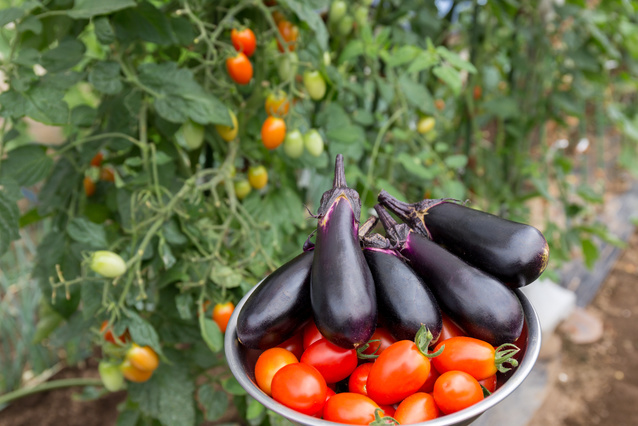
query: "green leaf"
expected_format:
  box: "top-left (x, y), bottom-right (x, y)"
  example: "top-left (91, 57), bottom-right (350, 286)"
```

top-left (436, 46), bottom-right (477, 73)
top-left (278, 0), bottom-right (329, 51)
top-left (338, 40), bottom-right (364, 64)
top-left (0, 145), bottom-right (53, 187)
top-left (581, 238), bottom-right (598, 269)
top-left (210, 264), bottom-right (242, 289)
top-left (200, 317), bottom-right (223, 353)
top-left (88, 61), bottom-right (123, 95)
top-left (0, 7), bottom-right (24, 27)
top-left (0, 190), bottom-right (21, 257)
top-left (381, 45), bottom-right (421, 68)
top-left (444, 154), bottom-right (468, 169)
top-left (67, 0), bottom-right (136, 19)
top-left (0, 78), bottom-right (69, 125)
top-left (41, 39), bottom-right (86, 73)
top-left (432, 65), bottom-right (462, 95)
top-left (197, 384), bottom-right (229, 421)
top-left (398, 74), bottom-right (435, 113)
top-left (112, 1), bottom-right (178, 46)
top-left (407, 50), bottom-right (439, 73)
top-left (246, 396), bottom-right (266, 420)
top-left (483, 97), bottom-right (519, 119)
top-left (70, 105), bottom-right (97, 127)
top-left (94, 16), bottom-right (116, 44)
top-left (138, 62), bottom-right (231, 125)
top-left (222, 377), bottom-right (246, 396)
top-left (66, 217), bottom-right (108, 249)
top-left (397, 152), bottom-right (435, 180)
top-left (175, 293), bottom-right (193, 320)
top-left (124, 311), bottom-right (164, 356)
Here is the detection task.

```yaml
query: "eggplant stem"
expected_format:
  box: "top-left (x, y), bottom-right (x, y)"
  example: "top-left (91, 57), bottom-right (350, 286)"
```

top-left (414, 324), bottom-right (442, 358)
top-left (333, 154), bottom-right (347, 188)
top-left (356, 339), bottom-right (380, 359)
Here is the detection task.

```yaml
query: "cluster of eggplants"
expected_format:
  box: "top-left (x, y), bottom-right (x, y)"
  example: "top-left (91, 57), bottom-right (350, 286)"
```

top-left (236, 154), bottom-right (549, 351)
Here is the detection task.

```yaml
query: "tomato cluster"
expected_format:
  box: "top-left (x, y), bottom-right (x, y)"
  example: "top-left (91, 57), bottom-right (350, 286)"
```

top-left (84, 152), bottom-right (117, 197)
top-left (251, 317), bottom-right (520, 424)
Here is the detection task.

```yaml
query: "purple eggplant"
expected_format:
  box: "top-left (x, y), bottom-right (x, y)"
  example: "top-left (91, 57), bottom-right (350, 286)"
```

top-left (310, 155), bottom-right (377, 349)
top-left (378, 191), bottom-right (549, 288)
top-left (375, 204), bottom-right (524, 346)
top-left (236, 251), bottom-right (313, 349)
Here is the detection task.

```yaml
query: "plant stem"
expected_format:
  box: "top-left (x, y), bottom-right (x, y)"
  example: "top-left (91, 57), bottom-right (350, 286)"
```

top-left (0, 378), bottom-right (103, 405)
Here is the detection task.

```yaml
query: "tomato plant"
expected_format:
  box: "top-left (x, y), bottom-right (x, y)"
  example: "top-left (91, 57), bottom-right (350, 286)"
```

top-left (231, 28), bottom-right (257, 57)
top-left (100, 167), bottom-right (116, 182)
top-left (90, 152), bottom-right (104, 167)
top-left (432, 371), bottom-right (484, 415)
top-left (271, 363), bottom-right (327, 416)
top-left (277, 52), bottom-right (298, 81)
top-left (261, 116), bottom-right (286, 150)
top-left (178, 120), bottom-right (205, 150)
top-left (226, 52), bottom-right (253, 85)
top-left (417, 117), bottom-right (436, 135)
top-left (255, 348), bottom-right (298, 396)
top-left (212, 301), bottom-right (235, 333)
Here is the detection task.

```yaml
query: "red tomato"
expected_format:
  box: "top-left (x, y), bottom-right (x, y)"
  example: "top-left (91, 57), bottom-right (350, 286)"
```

top-left (276, 332), bottom-right (304, 359)
top-left (271, 363), bottom-right (327, 416)
top-left (433, 371), bottom-right (484, 415)
top-left (212, 302), bottom-right (235, 333)
top-left (322, 393), bottom-right (381, 425)
top-left (226, 52), bottom-right (253, 85)
top-left (378, 404), bottom-right (395, 418)
top-left (348, 363), bottom-right (374, 395)
top-left (394, 392), bottom-right (440, 424)
top-left (254, 347), bottom-right (298, 396)
top-left (301, 339), bottom-right (358, 384)
top-left (277, 20), bottom-right (299, 52)
top-left (90, 152), bottom-right (103, 167)
top-left (439, 313), bottom-right (465, 342)
top-left (361, 327), bottom-right (396, 356)
top-left (479, 374), bottom-right (497, 394)
top-left (261, 116), bottom-right (286, 150)
top-left (303, 319), bottom-right (324, 349)
top-left (231, 28), bottom-right (256, 57)
top-left (84, 176), bottom-right (96, 197)
top-left (432, 336), bottom-right (520, 381)
top-left (419, 363), bottom-right (441, 393)
top-left (366, 340), bottom-right (431, 405)
top-left (473, 85), bottom-right (483, 100)
top-left (316, 388), bottom-right (336, 418)
top-left (100, 321), bottom-right (129, 345)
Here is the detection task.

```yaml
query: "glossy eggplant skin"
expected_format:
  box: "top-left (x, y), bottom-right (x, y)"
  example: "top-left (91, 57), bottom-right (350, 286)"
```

top-left (363, 248), bottom-right (442, 343)
top-left (236, 251), bottom-right (313, 350)
top-left (401, 232), bottom-right (524, 346)
top-left (311, 196), bottom-right (377, 349)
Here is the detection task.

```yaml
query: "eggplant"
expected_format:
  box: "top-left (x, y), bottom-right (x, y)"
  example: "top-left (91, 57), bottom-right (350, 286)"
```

top-left (378, 190), bottom-right (549, 288)
top-left (310, 155), bottom-right (377, 349)
top-left (375, 204), bottom-right (524, 346)
top-left (236, 251), bottom-right (313, 349)
top-left (363, 247), bottom-right (442, 343)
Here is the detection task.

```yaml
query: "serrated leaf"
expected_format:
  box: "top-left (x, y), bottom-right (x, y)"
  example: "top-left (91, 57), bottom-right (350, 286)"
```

top-left (197, 384), bottom-right (229, 421)
top-left (200, 317), bottom-right (223, 353)
top-left (0, 78), bottom-right (69, 125)
top-left (112, 1), bottom-right (178, 46)
top-left (89, 61), bottom-right (123, 95)
top-left (278, 0), bottom-right (328, 51)
top-left (137, 62), bottom-right (230, 125)
top-left (0, 145), bottom-right (53, 187)
top-left (0, 190), bottom-right (21, 256)
top-left (66, 217), bottom-right (108, 248)
top-left (41, 40), bottom-right (86, 73)
top-left (398, 74), bottom-right (435, 113)
top-left (222, 377), bottom-right (246, 396)
top-left (67, 0), bottom-right (136, 19)
top-left (94, 16), bottom-right (116, 44)
top-left (124, 311), bottom-right (164, 356)
top-left (432, 65), bottom-right (462, 95)
top-left (0, 7), bottom-right (23, 27)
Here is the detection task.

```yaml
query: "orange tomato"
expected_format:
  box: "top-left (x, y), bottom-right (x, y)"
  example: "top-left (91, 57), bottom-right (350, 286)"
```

top-left (212, 301), bottom-right (235, 333)
top-left (120, 360), bottom-right (153, 383)
top-left (126, 344), bottom-right (159, 372)
top-left (261, 116), bottom-right (286, 149)
top-left (100, 320), bottom-right (129, 345)
top-left (265, 90), bottom-right (290, 117)
top-left (90, 152), bottom-right (103, 167)
top-left (84, 176), bottom-right (96, 197)
top-left (435, 99), bottom-right (445, 111)
top-left (231, 28), bottom-right (256, 57)
top-left (226, 52), bottom-right (253, 85)
top-left (100, 167), bottom-right (115, 182)
top-left (277, 20), bottom-right (298, 52)
top-left (394, 392), bottom-right (440, 424)
top-left (255, 347), bottom-right (299, 396)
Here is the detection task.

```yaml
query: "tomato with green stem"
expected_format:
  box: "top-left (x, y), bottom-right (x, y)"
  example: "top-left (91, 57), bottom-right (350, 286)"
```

top-left (255, 347), bottom-right (298, 396)
top-left (394, 392), bottom-right (440, 424)
top-left (247, 166), bottom-right (268, 190)
top-left (261, 116), bottom-right (286, 150)
top-left (226, 52), bottom-right (253, 85)
top-left (271, 363), bottom-right (327, 415)
top-left (265, 90), bottom-right (290, 117)
top-left (433, 370), bottom-right (484, 414)
top-left (215, 110), bottom-right (238, 142)
top-left (277, 20), bottom-right (298, 52)
top-left (212, 301), bottom-right (235, 333)
top-left (300, 339), bottom-right (358, 384)
top-left (303, 71), bottom-right (326, 101)
top-left (431, 336), bottom-right (520, 381)
top-left (90, 251), bottom-right (127, 278)
top-left (231, 28), bottom-right (256, 57)
top-left (100, 320), bottom-right (129, 345)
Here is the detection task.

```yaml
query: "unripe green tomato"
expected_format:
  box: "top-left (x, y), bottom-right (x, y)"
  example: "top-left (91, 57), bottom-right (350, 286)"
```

top-left (354, 6), bottom-right (369, 27)
top-left (284, 129), bottom-right (305, 158)
top-left (90, 251), bottom-right (127, 278)
top-left (304, 129), bottom-right (324, 157)
top-left (303, 71), bottom-right (327, 101)
top-left (323, 51), bottom-right (332, 67)
top-left (337, 15), bottom-right (354, 37)
top-left (179, 120), bottom-right (205, 150)
top-left (417, 116), bottom-right (436, 134)
top-left (329, 1), bottom-right (348, 25)
top-left (278, 52), bottom-right (299, 81)
top-left (234, 180), bottom-right (252, 200)
top-left (99, 360), bottom-right (125, 392)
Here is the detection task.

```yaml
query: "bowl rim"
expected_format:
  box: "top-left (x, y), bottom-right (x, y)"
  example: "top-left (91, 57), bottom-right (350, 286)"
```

top-left (225, 284), bottom-right (542, 426)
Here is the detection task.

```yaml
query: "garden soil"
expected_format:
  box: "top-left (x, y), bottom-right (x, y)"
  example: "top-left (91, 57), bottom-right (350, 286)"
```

top-left (2, 233), bottom-right (638, 426)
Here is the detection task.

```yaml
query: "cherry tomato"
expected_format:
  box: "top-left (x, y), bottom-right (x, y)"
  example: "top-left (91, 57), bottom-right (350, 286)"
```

top-left (234, 179), bottom-right (252, 200)
top-left (337, 15), bottom-right (353, 37)
top-left (303, 71), bottom-right (326, 101)
top-left (179, 120), bottom-right (205, 150)
top-left (322, 393), bottom-right (381, 425)
top-left (348, 362), bottom-right (374, 395)
top-left (255, 347), bottom-right (298, 396)
top-left (301, 339), bottom-right (358, 384)
top-left (432, 336), bottom-right (520, 381)
top-left (271, 363), bottom-right (327, 416)
top-left (433, 370), bottom-right (484, 414)
top-left (231, 28), bottom-right (256, 57)
top-left (100, 320), bottom-right (129, 345)
top-left (261, 116), bottom-right (286, 150)
top-left (417, 116), bottom-right (436, 134)
top-left (316, 387), bottom-right (336, 418)
top-left (303, 320), bottom-right (324, 349)
top-left (329, 1), bottom-right (347, 25)
top-left (361, 327), bottom-right (396, 356)
top-left (379, 404), bottom-right (395, 417)
top-left (215, 110), bottom-right (238, 142)
top-left (272, 10), bottom-right (286, 24)
top-left (120, 359), bottom-right (153, 383)
top-left (366, 339), bottom-right (432, 405)
top-left (247, 165), bottom-right (268, 190)
top-left (265, 90), bottom-right (290, 117)
top-left (226, 52), bottom-right (253, 85)
top-left (479, 373), bottom-right (497, 394)
top-left (283, 129), bottom-right (304, 158)
top-left (473, 85), bottom-right (483, 100)
top-left (90, 152), bottom-right (103, 167)
top-left (212, 301), bottom-right (235, 333)
top-left (99, 360), bottom-right (125, 392)
top-left (100, 167), bottom-right (115, 182)
top-left (90, 250), bottom-right (127, 278)
top-left (435, 99), bottom-right (446, 111)
top-left (277, 20), bottom-right (298, 52)
top-left (439, 313), bottom-right (465, 342)
top-left (394, 392), bottom-right (440, 424)
top-left (354, 6), bottom-right (368, 27)
top-left (419, 363), bottom-right (441, 393)
top-left (303, 129), bottom-right (324, 157)
top-left (276, 332), bottom-right (304, 359)
top-left (126, 344), bottom-right (159, 372)
top-left (278, 52), bottom-right (298, 81)
top-left (84, 176), bottom-right (96, 197)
